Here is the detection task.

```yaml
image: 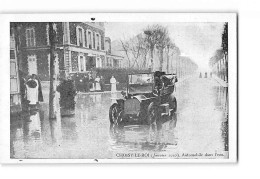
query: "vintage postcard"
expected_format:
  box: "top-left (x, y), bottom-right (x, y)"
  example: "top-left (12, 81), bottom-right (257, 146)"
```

top-left (0, 13), bottom-right (237, 163)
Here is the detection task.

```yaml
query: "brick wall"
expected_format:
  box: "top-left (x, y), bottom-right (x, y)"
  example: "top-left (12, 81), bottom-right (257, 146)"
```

top-left (69, 22), bottom-right (105, 50)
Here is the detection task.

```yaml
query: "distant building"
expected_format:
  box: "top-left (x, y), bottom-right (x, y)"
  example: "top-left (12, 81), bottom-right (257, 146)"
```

top-left (13, 22), bottom-right (124, 81)
top-left (209, 49), bottom-right (228, 81)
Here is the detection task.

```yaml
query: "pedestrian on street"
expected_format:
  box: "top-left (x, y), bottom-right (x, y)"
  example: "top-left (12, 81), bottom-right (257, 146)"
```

top-left (110, 75), bottom-right (117, 92)
top-left (95, 76), bottom-right (101, 91)
top-left (100, 76), bottom-right (105, 91)
top-left (89, 75), bottom-right (95, 92)
top-left (83, 74), bottom-right (89, 92)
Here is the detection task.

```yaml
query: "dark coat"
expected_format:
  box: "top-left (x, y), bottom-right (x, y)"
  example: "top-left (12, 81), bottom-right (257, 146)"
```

top-left (37, 79), bottom-right (43, 102)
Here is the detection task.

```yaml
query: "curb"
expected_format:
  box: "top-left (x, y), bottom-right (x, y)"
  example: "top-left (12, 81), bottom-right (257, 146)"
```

top-left (77, 91), bottom-right (121, 95)
top-left (213, 75), bottom-right (228, 87)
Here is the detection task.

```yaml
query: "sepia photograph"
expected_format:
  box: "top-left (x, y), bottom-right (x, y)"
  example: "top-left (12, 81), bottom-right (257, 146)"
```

top-left (1, 13), bottom-right (237, 163)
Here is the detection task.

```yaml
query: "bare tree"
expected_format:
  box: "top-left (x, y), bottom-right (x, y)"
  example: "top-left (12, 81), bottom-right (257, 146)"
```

top-left (165, 38), bottom-right (175, 73)
top-left (154, 26), bottom-right (170, 71)
top-left (144, 25), bottom-right (157, 71)
top-left (120, 40), bottom-right (132, 68)
top-left (144, 24), bottom-right (172, 72)
top-left (120, 34), bottom-right (149, 69)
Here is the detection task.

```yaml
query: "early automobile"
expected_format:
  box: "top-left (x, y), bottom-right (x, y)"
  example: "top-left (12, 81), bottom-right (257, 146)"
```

top-left (109, 71), bottom-right (177, 125)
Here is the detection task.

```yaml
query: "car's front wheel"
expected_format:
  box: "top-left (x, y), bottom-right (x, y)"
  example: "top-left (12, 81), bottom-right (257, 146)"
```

top-left (109, 103), bottom-right (120, 124)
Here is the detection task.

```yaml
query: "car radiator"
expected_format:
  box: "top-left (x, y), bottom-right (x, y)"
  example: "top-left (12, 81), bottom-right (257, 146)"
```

top-left (124, 99), bottom-right (140, 115)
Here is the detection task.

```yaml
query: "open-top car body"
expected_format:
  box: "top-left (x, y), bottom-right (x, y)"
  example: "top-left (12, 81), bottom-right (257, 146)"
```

top-left (109, 71), bottom-right (177, 125)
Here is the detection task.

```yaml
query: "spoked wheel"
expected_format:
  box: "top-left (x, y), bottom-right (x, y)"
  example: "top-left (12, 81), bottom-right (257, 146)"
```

top-left (147, 102), bottom-right (157, 125)
top-left (109, 103), bottom-right (120, 124)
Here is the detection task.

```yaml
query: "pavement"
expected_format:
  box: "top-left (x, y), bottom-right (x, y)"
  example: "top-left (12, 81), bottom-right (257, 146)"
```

top-left (212, 75), bottom-right (228, 87)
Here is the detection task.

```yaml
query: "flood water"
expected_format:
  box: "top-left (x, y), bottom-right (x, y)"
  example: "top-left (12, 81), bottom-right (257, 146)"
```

top-left (10, 76), bottom-right (229, 159)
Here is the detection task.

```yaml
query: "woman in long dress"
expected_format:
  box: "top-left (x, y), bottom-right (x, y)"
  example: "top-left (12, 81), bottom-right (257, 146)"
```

top-left (26, 74), bottom-right (43, 110)
top-left (110, 76), bottom-right (117, 92)
top-left (95, 76), bottom-right (101, 91)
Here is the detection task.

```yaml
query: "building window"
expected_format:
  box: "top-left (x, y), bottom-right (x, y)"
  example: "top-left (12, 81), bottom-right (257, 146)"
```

top-left (25, 28), bottom-right (36, 47)
top-left (78, 55), bottom-right (86, 72)
top-left (101, 57), bottom-right (105, 67)
top-left (96, 33), bottom-right (101, 50)
top-left (10, 60), bottom-right (19, 94)
top-left (10, 50), bottom-right (15, 59)
top-left (10, 62), bottom-right (17, 77)
top-left (85, 30), bottom-right (88, 47)
top-left (107, 57), bottom-right (113, 67)
top-left (79, 28), bottom-right (83, 46)
top-left (93, 32), bottom-right (95, 50)
top-left (76, 27), bottom-right (85, 47)
top-left (11, 78), bottom-right (18, 93)
top-left (113, 59), bottom-right (119, 68)
top-left (96, 57), bottom-right (102, 68)
top-left (27, 55), bottom-right (37, 75)
top-left (87, 30), bottom-right (93, 49)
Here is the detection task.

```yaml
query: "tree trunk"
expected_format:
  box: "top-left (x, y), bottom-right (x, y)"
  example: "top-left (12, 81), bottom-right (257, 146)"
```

top-left (49, 22), bottom-right (57, 119)
top-left (159, 48), bottom-right (164, 72)
top-left (150, 46), bottom-right (154, 71)
top-left (166, 47), bottom-right (169, 73)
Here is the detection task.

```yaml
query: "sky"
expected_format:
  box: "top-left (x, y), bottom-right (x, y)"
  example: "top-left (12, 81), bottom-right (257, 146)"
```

top-left (105, 22), bottom-right (224, 71)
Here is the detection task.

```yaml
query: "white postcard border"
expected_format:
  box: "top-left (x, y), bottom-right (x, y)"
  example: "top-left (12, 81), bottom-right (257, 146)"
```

top-left (0, 13), bottom-right (237, 163)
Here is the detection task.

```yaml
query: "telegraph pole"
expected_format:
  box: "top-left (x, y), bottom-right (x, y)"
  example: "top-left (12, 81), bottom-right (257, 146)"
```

top-left (49, 22), bottom-right (57, 119)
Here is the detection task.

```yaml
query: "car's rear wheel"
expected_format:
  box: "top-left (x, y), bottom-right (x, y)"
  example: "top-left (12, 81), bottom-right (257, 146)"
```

top-left (109, 103), bottom-right (120, 124)
top-left (147, 102), bottom-right (157, 125)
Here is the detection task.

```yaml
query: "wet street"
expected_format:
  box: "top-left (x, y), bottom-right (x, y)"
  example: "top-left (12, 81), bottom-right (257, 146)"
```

top-left (10, 75), bottom-right (229, 159)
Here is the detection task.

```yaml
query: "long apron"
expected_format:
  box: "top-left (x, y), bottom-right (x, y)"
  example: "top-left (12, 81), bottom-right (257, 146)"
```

top-left (26, 80), bottom-right (39, 105)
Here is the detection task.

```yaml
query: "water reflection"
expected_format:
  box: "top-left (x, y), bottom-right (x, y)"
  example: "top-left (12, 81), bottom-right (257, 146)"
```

top-left (214, 86), bottom-right (229, 151)
top-left (10, 78), bottom-right (229, 159)
top-left (11, 110), bottom-right (45, 158)
top-left (49, 117), bottom-right (62, 144)
top-left (109, 113), bottom-right (178, 153)
top-left (23, 111), bottom-right (42, 141)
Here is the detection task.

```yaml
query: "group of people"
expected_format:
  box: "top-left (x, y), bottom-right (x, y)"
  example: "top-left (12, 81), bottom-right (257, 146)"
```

top-left (199, 72), bottom-right (213, 78)
top-left (73, 73), bottom-right (105, 92)
top-left (20, 73), bottom-right (44, 111)
top-left (72, 73), bottom-right (117, 93)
